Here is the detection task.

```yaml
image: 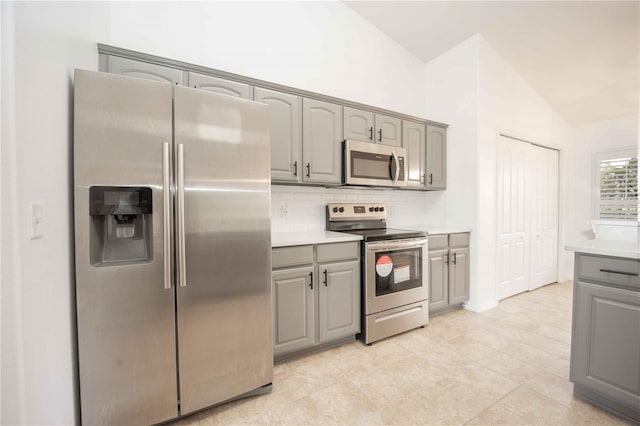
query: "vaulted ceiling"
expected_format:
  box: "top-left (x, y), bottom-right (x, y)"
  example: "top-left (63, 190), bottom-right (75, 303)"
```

top-left (344, 1), bottom-right (639, 126)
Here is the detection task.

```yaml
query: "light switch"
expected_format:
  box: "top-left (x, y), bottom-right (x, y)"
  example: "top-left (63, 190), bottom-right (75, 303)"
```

top-left (30, 202), bottom-right (43, 239)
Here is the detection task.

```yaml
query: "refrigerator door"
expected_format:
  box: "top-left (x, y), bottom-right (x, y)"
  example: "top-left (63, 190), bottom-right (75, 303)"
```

top-left (174, 86), bottom-right (273, 414)
top-left (74, 70), bottom-right (178, 425)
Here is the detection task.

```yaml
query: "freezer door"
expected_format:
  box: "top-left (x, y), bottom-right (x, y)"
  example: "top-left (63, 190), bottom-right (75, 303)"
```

top-left (74, 70), bottom-right (178, 424)
top-left (174, 86), bottom-right (273, 414)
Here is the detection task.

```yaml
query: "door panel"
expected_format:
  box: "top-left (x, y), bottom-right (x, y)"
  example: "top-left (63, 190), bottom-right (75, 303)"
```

top-left (255, 87), bottom-right (301, 183)
top-left (344, 107), bottom-right (374, 142)
top-left (403, 121), bottom-right (426, 188)
top-left (174, 87), bottom-right (272, 415)
top-left (428, 249), bottom-right (448, 311)
top-left (188, 72), bottom-right (252, 99)
top-left (497, 137), bottom-right (530, 300)
top-left (74, 70), bottom-right (177, 425)
top-left (107, 55), bottom-right (184, 85)
top-left (302, 98), bottom-right (342, 184)
top-left (319, 261), bottom-right (360, 342)
top-left (375, 114), bottom-right (402, 147)
top-left (272, 266), bottom-right (316, 355)
top-left (449, 247), bottom-right (469, 304)
top-left (426, 125), bottom-right (446, 189)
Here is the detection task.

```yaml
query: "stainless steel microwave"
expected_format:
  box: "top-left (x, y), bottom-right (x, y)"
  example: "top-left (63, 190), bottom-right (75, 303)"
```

top-left (343, 139), bottom-right (407, 188)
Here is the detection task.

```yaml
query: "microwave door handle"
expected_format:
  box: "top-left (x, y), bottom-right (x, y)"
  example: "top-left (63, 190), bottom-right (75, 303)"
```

top-left (391, 151), bottom-right (399, 183)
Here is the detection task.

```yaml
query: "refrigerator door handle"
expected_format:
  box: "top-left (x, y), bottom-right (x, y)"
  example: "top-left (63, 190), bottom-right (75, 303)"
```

top-left (177, 143), bottom-right (187, 288)
top-left (162, 143), bottom-right (172, 290)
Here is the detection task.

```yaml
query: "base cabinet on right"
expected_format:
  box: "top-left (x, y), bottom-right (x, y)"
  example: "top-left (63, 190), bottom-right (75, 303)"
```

top-left (428, 232), bottom-right (470, 314)
top-left (570, 253), bottom-right (640, 423)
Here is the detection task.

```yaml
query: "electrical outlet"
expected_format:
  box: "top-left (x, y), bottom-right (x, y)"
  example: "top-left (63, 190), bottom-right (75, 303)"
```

top-left (280, 204), bottom-right (288, 218)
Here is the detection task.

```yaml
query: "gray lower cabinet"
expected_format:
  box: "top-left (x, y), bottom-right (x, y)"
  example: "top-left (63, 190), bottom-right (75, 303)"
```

top-left (428, 233), bottom-right (470, 314)
top-left (105, 55), bottom-right (184, 85)
top-left (255, 88), bottom-right (302, 183)
top-left (426, 125), bottom-right (446, 189)
top-left (570, 254), bottom-right (640, 422)
top-left (272, 242), bottom-right (360, 359)
top-left (187, 72), bottom-right (252, 99)
top-left (403, 120), bottom-right (426, 188)
top-left (302, 98), bottom-right (343, 184)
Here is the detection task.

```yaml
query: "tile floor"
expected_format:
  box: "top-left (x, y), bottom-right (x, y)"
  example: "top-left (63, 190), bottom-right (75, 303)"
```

top-left (174, 281), bottom-right (632, 425)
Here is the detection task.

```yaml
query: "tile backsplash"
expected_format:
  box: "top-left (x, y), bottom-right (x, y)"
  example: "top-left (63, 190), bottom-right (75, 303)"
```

top-left (271, 185), bottom-right (446, 233)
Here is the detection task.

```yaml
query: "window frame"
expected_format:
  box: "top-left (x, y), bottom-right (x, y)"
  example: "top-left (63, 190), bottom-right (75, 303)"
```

top-left (593, 146), bottom-right (638, 221)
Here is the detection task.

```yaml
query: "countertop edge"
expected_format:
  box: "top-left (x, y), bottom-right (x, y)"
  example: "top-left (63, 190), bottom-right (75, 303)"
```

top-left (564, 244), bottom-right (640, 260)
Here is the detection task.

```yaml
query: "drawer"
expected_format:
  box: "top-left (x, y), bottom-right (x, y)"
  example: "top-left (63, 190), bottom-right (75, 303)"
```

top-left (576, 254), bottom-right (640, 289)
top-left (316, 242), bottom-right (359, 263)
top-left (272, 245), bottom-right (313, 269)
top-left (449, 233), bottom-right (470, 248)
top-left (428, 235), bottom-right (448, 250)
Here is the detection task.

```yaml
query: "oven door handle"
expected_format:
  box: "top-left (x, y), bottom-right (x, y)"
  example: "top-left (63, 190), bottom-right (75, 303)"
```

top-left (367, 238), bottom-right (428, 252)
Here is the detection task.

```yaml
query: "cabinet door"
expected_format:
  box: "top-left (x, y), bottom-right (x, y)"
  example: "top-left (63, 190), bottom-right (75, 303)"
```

top-left (571, 281), bottom-right (640, 410)
top-left (272, 266), bottom-right (316, 356)
top-left (255, 88), bottom-right (301, 183)
top-left (426, 125), bottom-right (446, 189)
top-left (428, 249), bottom-right (449, 312)
top-left (344, 107), bottom-right (374, 142)
top-left (302, 99), bottom-right (343, 184)
top-left (449, 247), bottom-right (469, 305)
top-left (318, 261), bottom-right (360, 342)
top-left (375, 114), bottom-right (402, 147)
top-left (187, 72), bottom-right (252, 99)
top-left (403, 120), bottom-right (426, 188)
top-left (107, 56), bottom-right (184, 85)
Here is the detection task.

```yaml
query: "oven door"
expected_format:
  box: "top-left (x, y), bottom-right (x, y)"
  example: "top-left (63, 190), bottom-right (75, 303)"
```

top-left (364, 237), bottom-right (428, 315)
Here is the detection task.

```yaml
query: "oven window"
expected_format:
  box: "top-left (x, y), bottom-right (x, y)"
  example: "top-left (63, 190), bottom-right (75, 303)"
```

top-left (374, 248), bottom-right (423, 296)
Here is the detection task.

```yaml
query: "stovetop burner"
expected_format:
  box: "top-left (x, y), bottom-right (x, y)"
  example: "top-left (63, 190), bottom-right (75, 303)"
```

top-left (326, 202), bottom-right (426, 241)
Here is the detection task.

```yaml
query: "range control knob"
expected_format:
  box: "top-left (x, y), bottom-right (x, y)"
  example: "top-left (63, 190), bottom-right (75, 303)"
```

top-left (374, 207), bottom-right (379, 212)
top-left (332, 207), bottom-right (338, 213)
top-left (380, 207), bottom-right (385, 212)
top-left (339, 207), bottom-right (345, 213)
top-left (369, 207), bottom-right (374, 212)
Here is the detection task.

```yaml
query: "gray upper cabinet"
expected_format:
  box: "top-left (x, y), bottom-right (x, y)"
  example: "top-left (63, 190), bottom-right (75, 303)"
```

top-left (302, 98), bottom-right (343, 184)
top-left (343, 107), bottom-right (374, 142)
top-left (403, 120), bottom-right (426, 188)
top-left (187, 72), bottom-right (252, 99)
top-left (106, 56), bottom-right (184, 85)
top-left (449, 247), bottom-right (469, 305)
top-left (255, 88), bottom-right (301, 183)
top-left (272, 266), bottom-right (315, 357)
top-left (318, 261), bottom-right (360, 343)
top-left (426, 125), bottom-right (447, 189)
top-left (375, 114), bottom-right (402, 147)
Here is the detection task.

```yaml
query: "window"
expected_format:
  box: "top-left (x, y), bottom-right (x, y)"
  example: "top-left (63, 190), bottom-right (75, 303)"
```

top-left (595, 148), bottom-right (638, 220)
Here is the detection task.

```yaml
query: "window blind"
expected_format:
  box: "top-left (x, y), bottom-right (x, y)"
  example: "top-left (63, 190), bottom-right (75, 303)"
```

top-left (599, 156), bottom-right (638, 220)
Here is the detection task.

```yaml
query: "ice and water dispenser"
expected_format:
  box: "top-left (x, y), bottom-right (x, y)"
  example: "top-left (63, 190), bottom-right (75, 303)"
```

top-left (89, 186), bottom-right (153, 266)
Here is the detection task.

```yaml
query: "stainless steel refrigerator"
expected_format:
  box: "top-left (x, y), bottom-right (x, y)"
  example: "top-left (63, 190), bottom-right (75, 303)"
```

top-left (73, 69), bottom-right (273, 425)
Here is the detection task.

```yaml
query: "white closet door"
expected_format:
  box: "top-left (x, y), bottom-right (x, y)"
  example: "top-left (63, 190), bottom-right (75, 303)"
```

top-left (530, 146), bottom-right (559, 289)
top-left (497, 137), bottom-right (531, 300)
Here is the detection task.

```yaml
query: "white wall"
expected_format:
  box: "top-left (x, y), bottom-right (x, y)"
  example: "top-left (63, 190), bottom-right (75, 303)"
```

top-left (568, 114), bottom-right (639, 242)
top-left (0, 2), bottom-right (429, 423)
top-left (1, 2), bottom-right (111, 424)
top-left (424, 34), bottom-right (574, 311)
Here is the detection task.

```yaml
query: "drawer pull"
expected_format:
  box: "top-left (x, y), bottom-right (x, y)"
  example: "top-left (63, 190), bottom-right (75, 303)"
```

top-left (599, 269), bottom-right (638, 277)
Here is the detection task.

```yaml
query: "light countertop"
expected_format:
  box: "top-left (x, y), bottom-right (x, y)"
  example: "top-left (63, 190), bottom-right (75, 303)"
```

top-left (416, 226), bottom-right (472, 235)
top-left (272, 231), bottom-right (363, 248)
top-left (565, 240), bottom-right (640, 260)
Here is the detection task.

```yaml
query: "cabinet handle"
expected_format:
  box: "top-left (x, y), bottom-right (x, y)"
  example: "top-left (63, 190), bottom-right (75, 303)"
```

top-left (429, 173), bottom-right (433, 185)
top-left (378, 128), bottom-right (382, 142)
top-left (444, 253), bottom-right (449, 265)
top-left (306, 162), bottom-right (310, 178)
top-left (293, 161), bottom-right (298, 177)
top-left (599, 269), bottom-right (638, 277)
top-left (369, 126), bottom-right (374, 141)
top-left (323, 269), bottom-right (328, 286)
top-left (309, 272), bottom-right (313, 289)
top-left (452, 252), bottom-right (457, 265)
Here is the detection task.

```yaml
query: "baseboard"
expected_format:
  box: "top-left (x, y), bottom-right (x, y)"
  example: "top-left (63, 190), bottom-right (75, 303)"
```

top-left (463, 299), bottom-right (498, 312)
